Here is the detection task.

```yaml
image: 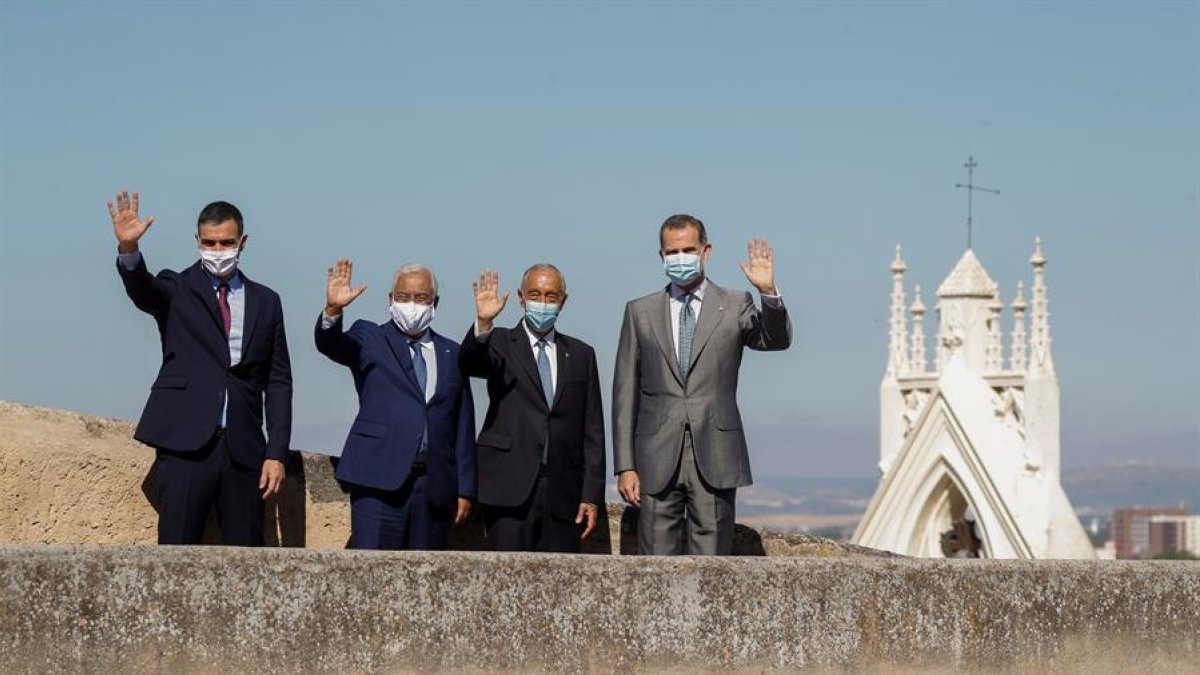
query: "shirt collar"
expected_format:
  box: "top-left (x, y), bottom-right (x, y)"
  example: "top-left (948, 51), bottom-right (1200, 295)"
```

top-left (669, 277), bottom-right (707, 302)
top-left (209, 272), bottom-right (243, 291)
top-left (407, 329), bottom-right (435, 347)
top-left (522, 319), bottom-right (557, 346)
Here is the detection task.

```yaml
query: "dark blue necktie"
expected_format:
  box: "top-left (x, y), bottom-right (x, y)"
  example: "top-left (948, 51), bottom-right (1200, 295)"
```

top-left (409, 339), bottom-right (428, 452)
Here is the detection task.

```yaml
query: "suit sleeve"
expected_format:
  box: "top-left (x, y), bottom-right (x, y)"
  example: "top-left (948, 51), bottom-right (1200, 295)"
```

top-left (455, 377), bottom-right (478, 500)
top-left (739, 290), bottom-right (792, 352)
top-left (116, 253), bottom-right (179, 318)
top-left (612, 302), bottom-right (639, 475)
top-left (265, 299), bottom-right (294, 461)
top-left (458, 323), bottom-right (501, 378)
top-left (313, 312), bottom-right (363, 367)
top-left (581, 348), bottom-right (607, 505)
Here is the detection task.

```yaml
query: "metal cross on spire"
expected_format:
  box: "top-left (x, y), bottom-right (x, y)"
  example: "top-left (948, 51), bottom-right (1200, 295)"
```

top-left (954, 156), bottom-right (1000, 249)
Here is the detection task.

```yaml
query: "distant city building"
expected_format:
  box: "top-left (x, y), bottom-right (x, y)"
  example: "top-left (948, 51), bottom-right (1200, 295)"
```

top-left (853, 239), bottom-right (1095, 559)
top-left (1114, 507), bottom-right (1196, 559)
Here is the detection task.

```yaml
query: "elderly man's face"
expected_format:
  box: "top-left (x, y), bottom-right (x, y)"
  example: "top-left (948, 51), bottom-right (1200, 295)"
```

top-left (519, 269), bottom-right (567, 309)
top-left (391, 271), bottom-right (436, 307)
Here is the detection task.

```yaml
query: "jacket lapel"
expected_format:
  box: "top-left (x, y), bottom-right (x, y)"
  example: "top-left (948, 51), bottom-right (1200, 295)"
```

top-left (648, 287), bottom-right (684, 386)
top-left (428, 331), bottom-right (454, 406)
top-left (184, 263), bottom-right (225, 337)
top-left (551, 333), bottom-right (572, 411)
top-left (382, 321), bottom-right (424, 398)
top-left (686, 282), bottom-right (726, 374)
top-left (509, 322), bottom-right (550, 411)
top-left (239, 273), bottom-right (260, 351)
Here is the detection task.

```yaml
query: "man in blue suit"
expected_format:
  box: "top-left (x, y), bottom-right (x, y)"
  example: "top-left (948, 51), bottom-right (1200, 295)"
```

top-left (316, 258), bottom-right (476, 550)
top-left (110, 190), bottom-right (292, 546)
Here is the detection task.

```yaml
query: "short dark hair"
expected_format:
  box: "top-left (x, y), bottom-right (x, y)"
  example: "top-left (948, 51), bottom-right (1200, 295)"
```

top-left (197, 201), bottom-right (244, 235)
top-left (659, 213), bottom-right (707, 249)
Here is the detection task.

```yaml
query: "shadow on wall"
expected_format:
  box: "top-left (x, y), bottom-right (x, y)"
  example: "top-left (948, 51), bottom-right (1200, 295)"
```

top-left (139, 452), bottom-right (767, 555)
top-left (140, 452), bottom-right (309, 547)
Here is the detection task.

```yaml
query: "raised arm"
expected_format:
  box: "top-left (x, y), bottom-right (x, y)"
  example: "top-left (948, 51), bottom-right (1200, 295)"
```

top-left (459, 268), bottom-right (509, 378)
top-left (110, 190), bottom-right (177, 315)
top-left (314, 258), bottom-right (368, 367)
top-left (738, 238), bottom-right (792, 351)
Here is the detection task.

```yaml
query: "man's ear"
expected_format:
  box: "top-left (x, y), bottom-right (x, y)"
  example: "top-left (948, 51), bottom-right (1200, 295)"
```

top-left (239, 234), bottom-right (249, 252)
top-left (701, 242), bottom-right (713, 263)
top-left (558, 294), bottom-right (569, 312)
top-left (433, 296), bottom-right (440, 309)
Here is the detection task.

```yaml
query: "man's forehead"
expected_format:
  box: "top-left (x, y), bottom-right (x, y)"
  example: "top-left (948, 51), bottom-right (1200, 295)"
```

top-left (393, 271), bottom-right (432, 289)
top-left (523, 270), bottom-right (563, 290)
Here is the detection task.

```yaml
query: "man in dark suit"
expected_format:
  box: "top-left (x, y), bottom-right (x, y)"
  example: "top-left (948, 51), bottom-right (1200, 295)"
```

top-left (316, 258), bottom-right (475, 550)
top-left (110, 190), bottom-right (292, 546)
top-left (460, 265), bottom-right (605, 552)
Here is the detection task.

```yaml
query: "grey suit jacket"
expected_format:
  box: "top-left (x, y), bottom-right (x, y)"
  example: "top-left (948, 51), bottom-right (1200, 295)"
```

top-left (612, 280), bottom-right (792, 495)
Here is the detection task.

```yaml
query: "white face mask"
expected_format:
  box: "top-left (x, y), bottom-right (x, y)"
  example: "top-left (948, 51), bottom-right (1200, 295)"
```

top-left (390, 301), bottom-right (435, 336)
top-left (199, 248), bottom-right (240, 277)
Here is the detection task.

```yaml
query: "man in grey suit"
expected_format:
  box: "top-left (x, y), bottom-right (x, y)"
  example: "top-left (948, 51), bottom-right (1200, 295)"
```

top-left (613, 214), bottom-right (792, 555)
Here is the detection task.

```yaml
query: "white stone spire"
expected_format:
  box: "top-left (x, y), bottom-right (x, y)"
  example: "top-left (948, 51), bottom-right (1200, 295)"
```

top-left (886, 245), bottom-right (909, 377)
top-left (985, 290), bottom-right (1004, 372)
top-left (910, 285), bottom-right (927, 375)
top-left (1010, 280), bottom-right (1028, 372)
top-left (1029, 237), bottom-right (1055, 374)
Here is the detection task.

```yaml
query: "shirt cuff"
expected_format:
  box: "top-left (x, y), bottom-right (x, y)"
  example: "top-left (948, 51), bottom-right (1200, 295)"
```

top-left (474, 321), bottom-right (494, 339)
top-left (319, 312), bottom-right (342, 330)
top-left (117, 250), bottom-right (143, 271)
top-left (760, 289), bottom-right (784, 308)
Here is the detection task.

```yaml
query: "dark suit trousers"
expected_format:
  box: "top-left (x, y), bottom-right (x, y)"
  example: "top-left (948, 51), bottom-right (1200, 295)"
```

top-left (483, 475), bottom-right (582, 553)
top-left (349, 473), bottom-right (452, 551)
top-left (154, 431), bottom-right (264, 546)
top-left (638, 428), bottom-right (736, 555)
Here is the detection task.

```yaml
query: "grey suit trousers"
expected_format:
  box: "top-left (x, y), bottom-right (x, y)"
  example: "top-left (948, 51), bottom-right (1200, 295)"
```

top-left (638, 428), bottom-right (736, 555)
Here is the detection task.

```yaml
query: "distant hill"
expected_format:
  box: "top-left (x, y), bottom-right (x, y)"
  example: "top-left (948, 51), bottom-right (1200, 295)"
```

top-left (1060, 463), bottom-right (1200, 515)
top-left (746, 464), bottom-right (1200, 521)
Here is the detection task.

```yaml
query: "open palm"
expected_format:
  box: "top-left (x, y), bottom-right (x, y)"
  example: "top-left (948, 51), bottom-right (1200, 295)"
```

top-left (326, 258), bottom-right (367, 311)
top-left (107, 190), bottom-right (155, 250)
top-left (472, 269), bottom-right (509, 322)
top-left (738, 238), bottom-right (777, 294)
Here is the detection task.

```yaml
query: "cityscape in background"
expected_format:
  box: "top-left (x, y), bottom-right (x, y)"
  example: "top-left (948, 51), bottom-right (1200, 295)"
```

top-left (609, 462), bottom-right (1200, 560)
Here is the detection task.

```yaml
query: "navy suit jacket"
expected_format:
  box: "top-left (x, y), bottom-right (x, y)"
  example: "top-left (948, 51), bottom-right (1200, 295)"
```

top-left (315, 315), bottom-right (477, 508)
top-left (460, 322), bottom-right (605, 520)
top-left (117, 257), bottom-right (293, 467)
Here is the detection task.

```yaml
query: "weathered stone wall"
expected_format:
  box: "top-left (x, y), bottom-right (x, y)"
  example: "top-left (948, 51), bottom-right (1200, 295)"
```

top-left (0, 400), bottom-right (885, 557)
top-left (1, 546), bottom-right (1197, 674)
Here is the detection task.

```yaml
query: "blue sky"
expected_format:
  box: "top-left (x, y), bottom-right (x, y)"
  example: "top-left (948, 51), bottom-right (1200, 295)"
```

top-left (1, 2), bottom-right (1196, 476)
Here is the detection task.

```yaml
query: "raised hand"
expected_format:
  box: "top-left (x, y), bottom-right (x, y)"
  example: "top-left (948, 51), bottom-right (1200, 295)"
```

top-left (472, 269), bottom-right (509, 331)
top-left (738, 238), bottom-right (777, 295)
top-left (107, 190), bottom-right (155, 254)
top-left (325, 258), bottom-right (368, 316)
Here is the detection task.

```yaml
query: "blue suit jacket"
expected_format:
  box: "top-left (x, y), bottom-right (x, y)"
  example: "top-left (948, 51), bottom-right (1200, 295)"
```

top-left (315, 315), bottom-right (476, 507)
top-left (117, 257), bottom-right (292, 467)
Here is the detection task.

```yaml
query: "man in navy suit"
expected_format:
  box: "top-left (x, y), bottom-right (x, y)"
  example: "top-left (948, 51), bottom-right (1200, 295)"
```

top-left (111, 190), bottom-right (292, 546)
top-left (461, 265), bottom-right (605, 553)
top-left (316, 258), bottom-right (476, 550)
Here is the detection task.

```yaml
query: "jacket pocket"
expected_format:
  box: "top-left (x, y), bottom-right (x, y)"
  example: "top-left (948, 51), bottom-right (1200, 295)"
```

top-left (349, 418), bottom-right (389, 438)
top-left (151, 375), bottom-right (188, 390)
top-left (715, 412), bottom-right (743, 431)
top-left (477, 429), bottom-right (511, 449)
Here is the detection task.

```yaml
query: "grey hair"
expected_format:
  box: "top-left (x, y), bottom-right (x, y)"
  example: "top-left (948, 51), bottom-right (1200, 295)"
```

top-left (522, 263), bottom-right (567, 294)
top-left (392, 263), bottom-right (439, 298)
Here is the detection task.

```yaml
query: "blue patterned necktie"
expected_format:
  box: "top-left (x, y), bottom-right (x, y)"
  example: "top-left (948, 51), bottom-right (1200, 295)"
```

top-left (678, 293), bottom-right (696, 381)
top-left (409, 339), bottom-right (428, 451)
top-left (536, 339), bottom-right (554, 406)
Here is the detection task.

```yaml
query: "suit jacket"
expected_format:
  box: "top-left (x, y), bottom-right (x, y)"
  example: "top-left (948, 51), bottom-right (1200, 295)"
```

top-left (612, 280), bottom-right (791, 495)
top-left (117, 257), bottom-right (292, 467)
top-left (315, 316), bottom-right (476, 508)
top-left (460, 321), bottom-right (605, 520)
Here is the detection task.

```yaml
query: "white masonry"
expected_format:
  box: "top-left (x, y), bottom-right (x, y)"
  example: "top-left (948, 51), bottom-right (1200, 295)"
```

top-left (853, 239), bottom-right (1096, 559)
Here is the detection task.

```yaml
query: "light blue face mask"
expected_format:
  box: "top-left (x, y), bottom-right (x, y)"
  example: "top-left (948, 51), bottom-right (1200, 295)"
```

top-left (663, 253), bottom-right (702, 285)
top-left (524, 300), bottom-right (560, 332)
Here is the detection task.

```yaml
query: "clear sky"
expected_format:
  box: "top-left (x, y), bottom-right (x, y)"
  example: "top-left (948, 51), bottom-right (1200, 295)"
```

top-left (1, 2), bottom-right (1196, 477)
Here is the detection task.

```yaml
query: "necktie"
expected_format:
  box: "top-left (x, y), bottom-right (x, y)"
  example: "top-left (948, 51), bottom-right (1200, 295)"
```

top-left (409, 339), bottom-right (428, 452)
top-left (536, 339), bottom-right (554, 407)
top-left (217, 282), bottom-right (231, 335)
top-left (678, 293), bottom-right (696, 380)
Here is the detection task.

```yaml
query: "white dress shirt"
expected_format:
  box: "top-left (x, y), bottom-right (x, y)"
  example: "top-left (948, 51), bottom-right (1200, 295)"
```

top-left (119, 250), bottom-right (243, 427)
